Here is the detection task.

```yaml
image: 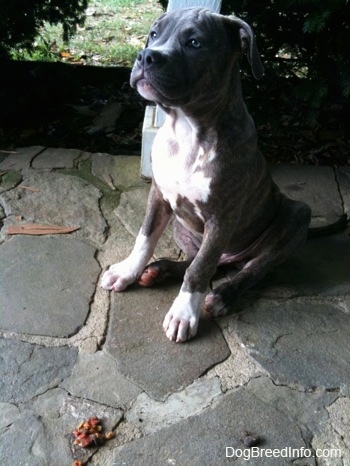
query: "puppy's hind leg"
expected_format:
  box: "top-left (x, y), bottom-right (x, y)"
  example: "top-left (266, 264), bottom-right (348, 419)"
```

top-left (138, 218), bottom-right (200, 286)
top-left (205, 199), bottom-right (311, 316)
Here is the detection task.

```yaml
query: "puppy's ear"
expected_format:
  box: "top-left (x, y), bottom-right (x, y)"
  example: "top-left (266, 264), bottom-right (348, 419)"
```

top-left (225, 16), bottom-right (264, 80)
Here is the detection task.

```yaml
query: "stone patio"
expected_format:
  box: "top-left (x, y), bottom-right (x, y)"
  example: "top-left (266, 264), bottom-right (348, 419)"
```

top-left (0, 147), bottom-right (349, 465)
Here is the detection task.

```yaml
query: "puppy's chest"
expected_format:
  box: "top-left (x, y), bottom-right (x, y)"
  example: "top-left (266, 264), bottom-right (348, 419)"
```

top-left (152, 136), bottom-right (213, 214)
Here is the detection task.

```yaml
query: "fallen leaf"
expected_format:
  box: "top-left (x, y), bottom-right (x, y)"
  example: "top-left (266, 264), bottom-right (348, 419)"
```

top-left (19, 185), bottom-right (40, 192)
top-left (60, 51), bottom-right (73, 58)
top-left (6, 224), bottom-right (80, 235)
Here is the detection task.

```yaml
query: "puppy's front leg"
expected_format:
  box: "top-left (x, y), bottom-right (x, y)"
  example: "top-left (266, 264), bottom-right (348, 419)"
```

top-left (101, 184), bottom-right (172, 291)
top-left (163, 223), bottom-right (231, 343)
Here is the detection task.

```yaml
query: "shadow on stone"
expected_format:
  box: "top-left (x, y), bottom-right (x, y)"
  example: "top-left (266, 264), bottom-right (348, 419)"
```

top-left (258, 232), bottom-right (350, 297)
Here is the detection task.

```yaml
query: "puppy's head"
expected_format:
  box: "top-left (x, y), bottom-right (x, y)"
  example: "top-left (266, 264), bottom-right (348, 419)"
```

top-left (130, 7), bottom-right (264, 109)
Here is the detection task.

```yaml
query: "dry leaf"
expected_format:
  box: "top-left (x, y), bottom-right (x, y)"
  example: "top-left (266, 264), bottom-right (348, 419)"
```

top-left (19, 185), bottom-right (40, 192)
top-left (6, 224), bottom-right (80, 235)
top-left (60, 51), bottom-right (73, 59)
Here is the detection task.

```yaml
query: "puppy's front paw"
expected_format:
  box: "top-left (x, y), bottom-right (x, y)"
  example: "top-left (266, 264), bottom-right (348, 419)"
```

top-left (162, 291), bottom-right (204, 343)
top-left (100, 260), bottom-right (138, 292)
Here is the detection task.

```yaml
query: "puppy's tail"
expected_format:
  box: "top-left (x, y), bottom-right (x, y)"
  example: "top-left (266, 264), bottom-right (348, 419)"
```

top-left (307, 214), bottom-right (348, 239)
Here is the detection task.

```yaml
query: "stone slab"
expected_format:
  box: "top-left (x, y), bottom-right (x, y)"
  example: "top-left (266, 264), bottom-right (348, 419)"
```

top-left (114, 186), bottom-right (150, 238)
top-left (60, 351), bottom-right (142, 409)
top-left (0, 170), bottom-right (107, 244)
top-left (0, 169), bottom-right (22, 195)
top-left (0, 146), bottom-right (44, 171)
top-left (0, 402), bottom-right (21, 428)
top-left (0, 236), bottom-right (100, 337)
top-left (112, 379), bottom-right (306, 465)
top-left (230, 299), bottom-right (350, 389)
top-left (0, 339), bottom-right (78, 403)
top-left (245, 376), bottom-right (338, 434)
top-left (105, 285), bottom-right (230, 401)
top-left (312, 397), bottom-right (350, 465)
top-left (327, 398), bottom-right (350, 450)
top-left (91, 153), bottom-right (145, 190)
top-left (0, 413), bottom-right (48, 466)
top-left (127, 378), bottom-right (222, 435)
top-left (31, 147), bottom-right (82, 169)
top-left (271, 165), bottom-right (344, 226)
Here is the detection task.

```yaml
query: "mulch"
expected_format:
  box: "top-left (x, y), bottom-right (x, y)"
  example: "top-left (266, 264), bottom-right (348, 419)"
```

top-left (0, 60), bottom-right (349, 166)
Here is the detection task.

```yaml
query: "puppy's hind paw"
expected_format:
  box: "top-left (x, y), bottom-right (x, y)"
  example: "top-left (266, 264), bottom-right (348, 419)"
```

top-left (204, 291), bottom-right (229, 317)
top-left (138, 264), bottom-right (161, 287)
top-left (138, 260), bottom-right (174, 287)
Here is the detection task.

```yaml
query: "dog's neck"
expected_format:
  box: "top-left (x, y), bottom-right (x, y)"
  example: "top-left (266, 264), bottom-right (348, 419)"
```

top-left (159, 63), bottom-right (251, 150)
top-left (160, 63), bottom-right (249, 128)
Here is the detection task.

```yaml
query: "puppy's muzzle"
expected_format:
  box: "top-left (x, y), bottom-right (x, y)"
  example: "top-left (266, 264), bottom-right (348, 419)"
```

top-left (136, 49), bottom-right (164, 71)
top-left (132, 48), bottom-right (186, 102)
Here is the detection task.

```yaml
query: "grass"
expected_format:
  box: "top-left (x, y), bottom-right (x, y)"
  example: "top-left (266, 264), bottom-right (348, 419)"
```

top-left (10, 0), bottom-right (163, 67)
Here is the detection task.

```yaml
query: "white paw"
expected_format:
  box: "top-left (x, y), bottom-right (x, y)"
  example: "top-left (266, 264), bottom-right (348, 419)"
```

top-left (100, 260), bottom-right (139, 291)
top-left (162, 291), bottom-right (204, 343)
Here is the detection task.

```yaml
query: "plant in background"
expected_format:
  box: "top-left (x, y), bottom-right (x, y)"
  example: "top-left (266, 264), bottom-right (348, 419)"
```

top-left (221, 0), bottom-right (350, 119)
top-left (0, 0), bottom-right (89, 58)
top-left (2, 0), bottom-right (162, 67)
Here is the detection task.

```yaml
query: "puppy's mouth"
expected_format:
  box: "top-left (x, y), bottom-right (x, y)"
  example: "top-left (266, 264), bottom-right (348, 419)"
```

top-left (131, 69), bottom-right (189, 107)
top-left (135, 77), bottom-right (163, 102)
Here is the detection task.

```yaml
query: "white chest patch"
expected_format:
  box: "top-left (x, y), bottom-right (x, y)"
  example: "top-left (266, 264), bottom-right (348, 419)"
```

top-left (151, 120), bottom-right (214, 219)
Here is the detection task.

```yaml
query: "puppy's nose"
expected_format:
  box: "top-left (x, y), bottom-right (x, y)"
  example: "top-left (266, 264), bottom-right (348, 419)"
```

top-left (137, 49), bottom-right (163, 69)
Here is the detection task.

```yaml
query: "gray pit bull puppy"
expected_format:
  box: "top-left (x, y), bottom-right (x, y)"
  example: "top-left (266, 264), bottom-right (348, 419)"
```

top-left (101, 7), bottom-right (313, 342)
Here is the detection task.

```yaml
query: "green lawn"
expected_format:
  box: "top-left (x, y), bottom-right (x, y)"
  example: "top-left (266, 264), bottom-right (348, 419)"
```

top-left (10, 0), bottom-right (163, 67)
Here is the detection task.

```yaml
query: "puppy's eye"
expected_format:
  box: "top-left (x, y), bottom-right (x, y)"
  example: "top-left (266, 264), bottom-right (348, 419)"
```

top-left (149, 31), bottom-right (157, 40)
top-left (187, 38), bottom-right (201, 49)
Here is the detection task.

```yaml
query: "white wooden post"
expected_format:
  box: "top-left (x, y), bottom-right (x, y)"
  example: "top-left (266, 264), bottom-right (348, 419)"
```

top-left (168, 0), bottom-right (222, 10)
top-left (140, 0), bottom-right (222, 179)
